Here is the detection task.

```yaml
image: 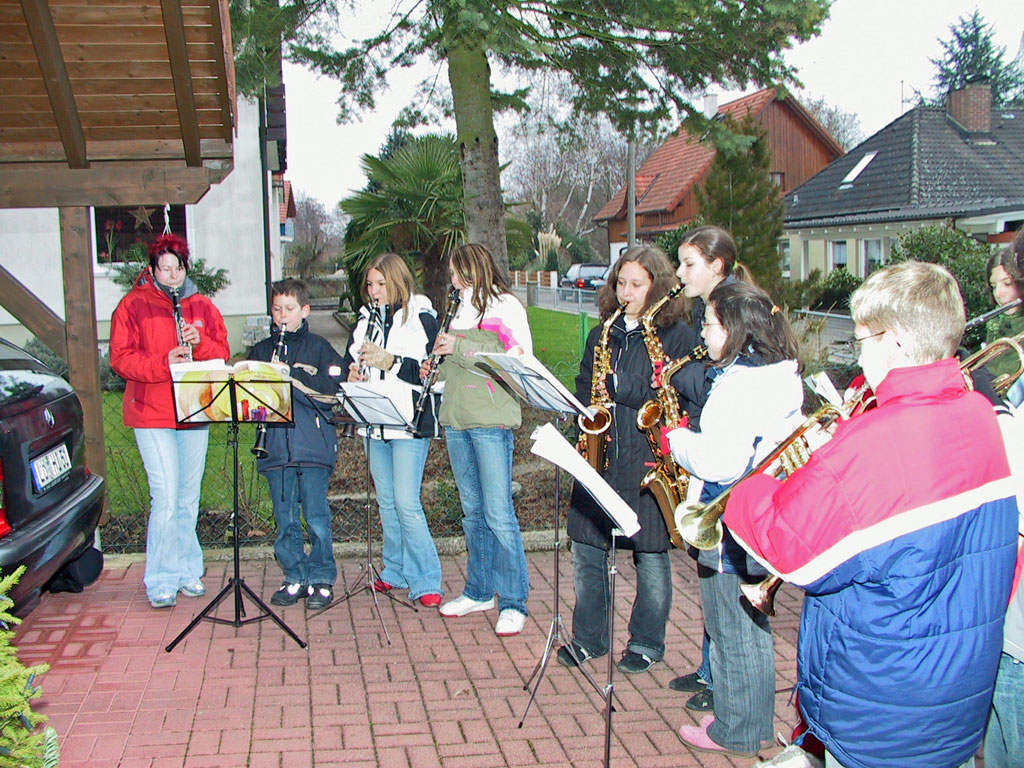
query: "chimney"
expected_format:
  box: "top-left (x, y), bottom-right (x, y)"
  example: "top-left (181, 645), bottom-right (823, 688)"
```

top-left (703, 93), bottom-right (718, 119)
top-left (946, 81), bottom-right (992, 133)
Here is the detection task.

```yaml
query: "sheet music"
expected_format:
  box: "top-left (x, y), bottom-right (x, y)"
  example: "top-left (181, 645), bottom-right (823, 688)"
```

top-left (475, 350), bottom-right (595, 418)
top-left (337, 382), bottom-right (414, 429)
top-left (530, 423), bottom-right (640, 538)
top-left (805, 371), bottom-right (843, 407)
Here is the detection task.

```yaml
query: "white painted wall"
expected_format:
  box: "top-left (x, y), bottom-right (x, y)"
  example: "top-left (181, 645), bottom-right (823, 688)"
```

top-left (0, 97), bottom-right (274, 353)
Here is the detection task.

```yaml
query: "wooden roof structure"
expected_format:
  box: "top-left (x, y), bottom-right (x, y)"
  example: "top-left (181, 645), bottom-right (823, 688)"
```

top-left (0, 0), bottom-right (238, 509)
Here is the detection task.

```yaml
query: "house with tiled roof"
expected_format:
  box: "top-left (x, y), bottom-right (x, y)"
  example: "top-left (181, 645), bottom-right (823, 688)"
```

top-left (593, 88), bottom-right (844, 261)
top-left (782, 83), bottom-right (1024, 281)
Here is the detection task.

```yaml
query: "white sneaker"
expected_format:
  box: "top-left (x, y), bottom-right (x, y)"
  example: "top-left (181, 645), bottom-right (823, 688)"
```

top-left (753, 744), bottom-right (824, 768)
top-left (494, 609), bottom-right (527, 636)
top-left (439, 594), bottom-right (496, 618)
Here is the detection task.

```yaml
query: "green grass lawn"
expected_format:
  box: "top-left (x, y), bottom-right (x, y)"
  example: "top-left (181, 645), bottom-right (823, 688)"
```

top-left (527, 306), bottom-right (597, 389)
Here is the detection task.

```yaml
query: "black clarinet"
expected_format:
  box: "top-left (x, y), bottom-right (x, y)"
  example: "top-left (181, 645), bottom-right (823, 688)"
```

top-left (361, 302), bottom-right (387, 380)
top-left (170, 285), bottom-right (192, 362)
top-left (251, 323), bottom-right (287, 458)
top-left (412, 288), bottom-right (462, 432)
top-left (965, 298), bottom-right (1023, 331)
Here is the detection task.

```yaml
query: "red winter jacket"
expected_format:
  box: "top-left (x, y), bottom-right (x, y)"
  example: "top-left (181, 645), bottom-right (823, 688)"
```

top-left (110, 269), bottom-right (230, 428)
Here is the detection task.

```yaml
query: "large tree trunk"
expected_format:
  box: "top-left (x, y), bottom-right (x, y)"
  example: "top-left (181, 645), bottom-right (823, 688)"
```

top-left (446, 40), bottom-right (509, 280)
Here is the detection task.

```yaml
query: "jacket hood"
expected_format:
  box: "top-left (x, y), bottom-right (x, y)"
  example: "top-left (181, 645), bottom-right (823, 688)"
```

top-left (132, 267), bottom-right (200, 300)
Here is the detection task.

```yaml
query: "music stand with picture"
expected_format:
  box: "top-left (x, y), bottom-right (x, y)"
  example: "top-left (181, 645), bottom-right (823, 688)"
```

top-left (307, 382), bottom-right (417, 641)
top-left (164, 361), bottom-right (306, 652)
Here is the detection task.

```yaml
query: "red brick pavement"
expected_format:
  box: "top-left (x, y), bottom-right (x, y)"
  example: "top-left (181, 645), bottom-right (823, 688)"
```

top-left (16, 549), bottom-right (804, 767)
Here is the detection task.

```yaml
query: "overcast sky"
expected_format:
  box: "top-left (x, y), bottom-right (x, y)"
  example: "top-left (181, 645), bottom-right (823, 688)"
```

top-left (282, 0), bottom-right (1023, 209)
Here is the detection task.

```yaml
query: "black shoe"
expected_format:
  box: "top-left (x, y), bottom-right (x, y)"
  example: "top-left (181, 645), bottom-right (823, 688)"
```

top-left (669, 672), bottom-right (709, 693)
top-left (556, 643), bottom-right (602, 668)
top-left (306, 584), bottom-right (333, 610)
top-left (270, 582), bottom-right (306, 606)
top-left (616, 650), bottom-right (658, 674)
top-left (686, 687), bottom-right (714, 712)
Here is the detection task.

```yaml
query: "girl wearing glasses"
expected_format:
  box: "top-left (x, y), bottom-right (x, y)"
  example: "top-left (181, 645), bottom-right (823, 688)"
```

top-left (666, 281), bottom-right (803, 758)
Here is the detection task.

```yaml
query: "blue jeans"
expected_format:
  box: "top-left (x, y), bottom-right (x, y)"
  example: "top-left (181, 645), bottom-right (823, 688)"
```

top-left (367, 436), bottom-right (442, 600)
top-left (571, 540), bottom-right (672, 660)
top-left (135, 427), bottom-right (209, 600)
top-left (445, 427), bottom-right (529, 615)
top-left (265, 466), bottom-right (337, 586)
top-left (985, 652), bottom-right (1024, 768)
top-left (697, 629), bottom-right (714, 690)
top-left (698, 564), bottom-right (774, 752)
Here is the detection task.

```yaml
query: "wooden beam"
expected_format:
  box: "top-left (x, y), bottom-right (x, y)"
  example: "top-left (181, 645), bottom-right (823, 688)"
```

top-left (207, 0), bottom-right (234, 141)
top-left (58, 207), bottom-right (108, 523)
top-left (18, 0), bottom-right (88, 168)
top-left (0, 137), bottom-right (233, 164)
top-left (0, 165), bottom-right (215, 207)
top-left (0, 263), bottom-right (66, 359)
top-left (160, 0), bottom-right (201, 166)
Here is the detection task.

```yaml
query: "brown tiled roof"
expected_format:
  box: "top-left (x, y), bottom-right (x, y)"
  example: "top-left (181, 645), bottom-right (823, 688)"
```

top-left (279, 180), bottom-right (296, 220)
top-left (593, 89), bottom-right (779, 222)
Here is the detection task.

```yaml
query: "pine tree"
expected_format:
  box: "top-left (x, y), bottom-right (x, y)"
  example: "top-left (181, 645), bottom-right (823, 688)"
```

top-left (0, 567), bottom-right (59, 768)
top-left (696, 116), bottom-right (786, 293)
top-left (930, 10), bottom-right (1024, 105)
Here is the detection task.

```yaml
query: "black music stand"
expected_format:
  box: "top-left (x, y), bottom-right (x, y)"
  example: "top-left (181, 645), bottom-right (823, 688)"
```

top-left (165, 369), bottom-right (306, 652)
top-left (473, 353), bottom-right (635, 756)
top-left (528, 422), bottom-right (640, 768)
top-left (307, 383), bottom-right (417, 641)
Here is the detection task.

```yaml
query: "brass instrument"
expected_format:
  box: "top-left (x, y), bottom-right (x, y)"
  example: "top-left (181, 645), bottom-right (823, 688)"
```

top-left (576, 304), bottom-right (623, 471)
top-left (251, 323), bottom-right (287, 458)
top-left (961, 331), bottom-right (1024, 397)
top-left (170, 285), bottom-right (192, 363)
top-left (413, 288), bottom-right (462, 431)
top-left (635, 282), bottom-right (697, 549)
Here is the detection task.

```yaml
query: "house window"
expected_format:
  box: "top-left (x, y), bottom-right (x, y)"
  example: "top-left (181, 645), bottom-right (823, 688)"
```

top-left (862, 239), bottom-right (884, 275)
top-left (92, 205), bottom-right (187, 264)
top-left (801, 240), bottom-right (810, 280)
top-left (830, 240), bottom-right (848, 271)
top-left (779, 239), bottom-right (792, 278)
top-left (770, 172), bottom-right (784, 188)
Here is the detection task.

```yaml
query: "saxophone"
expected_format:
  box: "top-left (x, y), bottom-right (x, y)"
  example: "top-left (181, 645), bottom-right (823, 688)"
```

top-left (576, 304), bottom-right (623, 471)
top-left (635, 282), bottom-right (700, 549)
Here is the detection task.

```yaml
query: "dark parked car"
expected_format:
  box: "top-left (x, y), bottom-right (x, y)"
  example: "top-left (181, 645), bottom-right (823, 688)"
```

top-left (0, 338), bottom-right (104, 614)
top-left (559, 263), bottom-right (607, 300)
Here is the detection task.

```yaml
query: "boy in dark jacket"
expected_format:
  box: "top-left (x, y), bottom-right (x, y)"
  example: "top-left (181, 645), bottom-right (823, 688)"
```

top-left (250, 279), bottom-right (345, 610)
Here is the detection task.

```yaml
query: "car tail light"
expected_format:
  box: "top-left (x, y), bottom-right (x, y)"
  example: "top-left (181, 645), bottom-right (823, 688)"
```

top-left (576, 279), bottom-right (585, 288)
top-left (0, 460), bottom-right (10, 539)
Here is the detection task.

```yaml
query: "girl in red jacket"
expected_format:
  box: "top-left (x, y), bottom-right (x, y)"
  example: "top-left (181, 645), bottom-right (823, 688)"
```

top-left (110, 234), bottom-right (229, 608)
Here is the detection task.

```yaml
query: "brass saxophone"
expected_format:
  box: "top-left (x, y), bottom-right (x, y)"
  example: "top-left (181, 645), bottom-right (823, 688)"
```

top-left (635, 282), bottom-right (700, 549)
top-left (576, 304), bottom-right (623, 471)
top-left (170, 285), bottom-right (192, 362)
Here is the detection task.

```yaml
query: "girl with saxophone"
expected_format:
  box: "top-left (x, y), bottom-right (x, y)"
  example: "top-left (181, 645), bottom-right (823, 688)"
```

top-left (667, 281), bottom-right (802, 758)
top-left (110, 234), bottom-right (229, 609)
top-left (560, 246), bottom-right (698, 674)
top-left (342, 254), bottom-right (444, 608)
top-left (427, 244), bottom-right (533, 637)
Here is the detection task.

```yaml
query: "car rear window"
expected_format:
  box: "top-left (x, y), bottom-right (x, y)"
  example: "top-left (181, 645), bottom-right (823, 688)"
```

top-left (579, 266), bottom-right (605, 278)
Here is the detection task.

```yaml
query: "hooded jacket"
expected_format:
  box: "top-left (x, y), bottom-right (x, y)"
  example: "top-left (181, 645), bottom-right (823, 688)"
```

top-left (724, 359), bottom-right (1018, 768)
top-left (110, 269), bottom-right (230, 429)
top-left (567, 314), bottom-right (699, 553)
top-left (250, 319), bottom-right (345, 471)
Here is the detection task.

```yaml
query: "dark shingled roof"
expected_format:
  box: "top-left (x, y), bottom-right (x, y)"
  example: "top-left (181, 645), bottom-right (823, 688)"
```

top-left (784, 104), bottom-right (1024, 228)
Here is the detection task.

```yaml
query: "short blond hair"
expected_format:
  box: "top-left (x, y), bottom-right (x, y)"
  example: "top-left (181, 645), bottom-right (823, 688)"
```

top-left (851, 261), bottom-right (965, 362)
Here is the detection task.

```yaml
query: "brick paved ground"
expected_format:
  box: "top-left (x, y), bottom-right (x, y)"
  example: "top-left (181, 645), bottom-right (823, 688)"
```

top-left (16, 548), bottom-right (804, 767)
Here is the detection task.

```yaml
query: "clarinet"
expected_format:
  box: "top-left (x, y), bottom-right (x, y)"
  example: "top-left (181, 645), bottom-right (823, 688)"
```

top-left (169, 285), bottom-right (192, 362)
top-left (412, 288), bottom-right (462, 431)
top-left (965, 298), bottom-right (1023, 331)
top-left (361, 302), bottom-right (387, 380)
top-left (251, 323), bottom-right (287, 458)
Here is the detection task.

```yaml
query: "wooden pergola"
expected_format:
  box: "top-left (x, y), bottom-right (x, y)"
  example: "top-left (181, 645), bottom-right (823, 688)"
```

top-left (0, 0), bottom-right (237, 514)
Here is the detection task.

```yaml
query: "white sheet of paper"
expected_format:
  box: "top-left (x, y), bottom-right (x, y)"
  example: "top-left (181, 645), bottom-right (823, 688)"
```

top-left (337, 381), bottom-right (413, 429)
top-left (530, 422), bottom-right (640, 538)
top-left (805, 371), bottom-right (843, 407)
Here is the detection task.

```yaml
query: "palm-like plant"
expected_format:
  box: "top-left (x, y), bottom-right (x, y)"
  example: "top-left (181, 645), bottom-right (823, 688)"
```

top-left (341, 134), bottom-right (465, 311)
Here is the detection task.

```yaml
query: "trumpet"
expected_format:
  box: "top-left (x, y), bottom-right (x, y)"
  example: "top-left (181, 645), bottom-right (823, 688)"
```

top-left (170, 285), bottom-right (192, 362)
top-left (251, 323), bottom-right (287, 458)
top-left (576, 304), bottom-right (623, 471)
top-left (961, 332), bottom-right (1024, 397)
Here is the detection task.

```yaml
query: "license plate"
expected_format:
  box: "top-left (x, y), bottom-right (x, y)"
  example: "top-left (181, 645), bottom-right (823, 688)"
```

top-left (30, 443), bottom-right (71, 492)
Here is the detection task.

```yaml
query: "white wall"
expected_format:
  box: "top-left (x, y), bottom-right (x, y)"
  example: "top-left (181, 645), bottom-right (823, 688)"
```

top-left (0, 96), bottom-right (272, 352)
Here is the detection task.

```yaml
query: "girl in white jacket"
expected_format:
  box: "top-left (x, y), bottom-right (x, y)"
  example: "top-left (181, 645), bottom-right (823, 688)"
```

top-left (668, 281), bottom-right (803, 758)
top-left (345, 253), bottom-right (443, 607)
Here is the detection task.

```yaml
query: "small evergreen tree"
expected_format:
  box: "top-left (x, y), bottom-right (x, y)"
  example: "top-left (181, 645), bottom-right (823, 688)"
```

top-left (696, 115), bottom-right (786, 292)
top-left (0, 567), bottom-right (59, 768)
top-left (929, 10), bottom-right (1024, 105)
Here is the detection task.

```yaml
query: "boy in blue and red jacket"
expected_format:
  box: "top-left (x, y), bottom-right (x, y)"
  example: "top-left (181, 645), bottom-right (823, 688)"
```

top-left (726, 261), bottom-right (1018, 768)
